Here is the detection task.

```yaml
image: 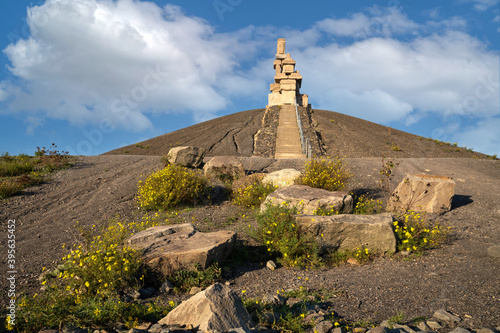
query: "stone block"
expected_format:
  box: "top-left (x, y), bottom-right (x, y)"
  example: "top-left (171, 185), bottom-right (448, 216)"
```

top-left (283, 64), bottom-right (295, 74)
top-left (270, 83), bottom-right (280, 93)
top-left (167, 146), bottom-right (206, 168)
top-left (262, 168), bottom-right (302, 188)
top-left (277, 38), bottom-right (286, 54)
top-left (282, 58), bottom-right (296, 65)
top-left (126, 225), bottom-right (236, 277)
top-left (159, 283), bottom-right (254, 331)
top-left (295, 213), bottom-right (397, 254)
top-left (280, 79), bottom-right (297, 91)
top-left (281, 90), bottom-right (296, 104)
top-left (204, 156), bottom-right (245, 180)
top-left (388, 174), bottom-right (455, 213)
top-left (261, 184), bottom-right (353, 214)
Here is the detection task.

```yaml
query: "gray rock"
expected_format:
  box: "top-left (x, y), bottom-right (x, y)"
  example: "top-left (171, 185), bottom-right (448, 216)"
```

top-left (448, 328), bottom-right (469, 333)
top-left (128, 329), bottom-right (149, 333)
top-left (226, 328), bottom-right (252, 333)
top-left (204, 156), bottom-right (245, 180)
top-left (286, 297), bottom-right (302, 308)
top-left (392, 324), bottom-right (415, 333)
top-left (379, 320), bottom-right (390, 328)
top-left (433, 309), bottom-right (461, 322)
top-left (417, 322), bottom-right (431, 331)
top-left (262, 169), bottom-right (302, 188)
top-left (475, 328), bottom-right (495, 333)
top-left (261, 293), bottom-right (285, 305)
top-left (139, 286), bottom-right (155, 298)
top-left (426, 320), bottom-right (442, 329)
top-left (368, 327), bottom-right (389, 333)
top-left (266, 260), bottom-right (277, 270)
top-left (159, 280), bottom-right (174, 294)
top-left (167, 146), bottom-right (206, 168)
top-left (314, 320), bottom-right (334, 333)
top-left (261, 185), bottom-right (353, 214)
top-left (190, 286), bottom-right (202, 294)
top-left (148, 324), bottom-right (162, 333)
top-left (487, 244), bottom-right (500, 258)
top-left (158, 283), bottom-right (254, 331)
top-left (388, 174), bottom-right (455, 213)
top-left (295, 213), bottom-right (397, 254)
top-left (333, 328), bottom-right (345, 333)
top-left (126, 224), bottom-right (236, 277)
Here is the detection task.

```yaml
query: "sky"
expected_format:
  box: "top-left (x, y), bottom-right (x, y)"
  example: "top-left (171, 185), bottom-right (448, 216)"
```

top-left (0, 0), bottom-right (499, 156)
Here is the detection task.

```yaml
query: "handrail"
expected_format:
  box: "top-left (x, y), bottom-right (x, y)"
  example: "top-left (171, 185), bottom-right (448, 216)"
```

top-left (294, 98), bottom-right (312, 158)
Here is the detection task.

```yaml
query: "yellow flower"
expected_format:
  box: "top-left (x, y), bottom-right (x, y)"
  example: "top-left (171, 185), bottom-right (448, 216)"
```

top-left (241, 290), bottom-right (246, 293)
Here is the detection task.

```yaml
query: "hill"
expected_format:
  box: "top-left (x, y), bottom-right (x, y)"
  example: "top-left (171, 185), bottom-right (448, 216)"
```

top-left (104, 108), bottom-right (492, 159)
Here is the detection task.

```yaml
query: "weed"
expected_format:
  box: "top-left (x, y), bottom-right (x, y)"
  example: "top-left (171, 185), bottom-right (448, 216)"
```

top-left (326, 246), bottom-right (373, 266)
top-left (391, 145), bottom-right (401, 152)
top-left (167, 263), bottom-right (222, 293)
top-left (393, 211), bottom-right (449, 254)
top-left (388, 311), bottom-right (405, 327)
top-left (137, 164), bottom-right (208, 210)
top-left (232, 174), bottom-right (276, 209)
top-left (313, 205), bottom-right (339, 216)
top-left (252, 203), bottom-right (320, 268)
top-left (298, 157), bottom-right (351, 191)
top-left (379, 158), bottom-right (399, 196)
top-left (353, 195), bottom-right (384, 215)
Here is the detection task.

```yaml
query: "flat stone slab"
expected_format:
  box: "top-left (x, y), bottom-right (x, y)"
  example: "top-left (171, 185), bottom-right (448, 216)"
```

top-left (262, 168), bottom-right (302, 188)
top-left (261, 184), bottom-right (353, 214)
top-left (388, 174), bottom-right (455, 213)
top-left (295, 213), bottom-right (397, 254)
top-left (126, 224), bottom-right (236, 277)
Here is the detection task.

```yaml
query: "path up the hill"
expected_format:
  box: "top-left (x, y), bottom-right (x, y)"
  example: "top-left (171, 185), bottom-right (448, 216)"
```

top-left (274, 105), bottom-right (306, 159)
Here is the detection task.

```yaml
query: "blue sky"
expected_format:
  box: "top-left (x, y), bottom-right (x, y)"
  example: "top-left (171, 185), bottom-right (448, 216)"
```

top-left (0, 0), bottom-right (499, 156)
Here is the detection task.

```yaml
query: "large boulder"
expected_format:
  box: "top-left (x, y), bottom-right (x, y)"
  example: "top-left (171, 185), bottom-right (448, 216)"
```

top-left (295, 213), bottom-right (397, 254)
top-left (158, 283), bottom-right (254, 331)
top-left (204, 156), bottom-right (245, 180)
top-left (167, 146), bottom-right (206, 168)
top-left (261, 185), bottom-right (353, 214)
top-left (126, 224), bottom-right (236, 277)
top-left (388, 174), bottom-right (455, 213)
top-left (262, 168), bottom-right (302, 188)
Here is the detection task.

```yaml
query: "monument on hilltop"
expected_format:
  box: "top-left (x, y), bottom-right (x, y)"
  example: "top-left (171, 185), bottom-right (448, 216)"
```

top-left (268, 38), bottom-right (309, 107)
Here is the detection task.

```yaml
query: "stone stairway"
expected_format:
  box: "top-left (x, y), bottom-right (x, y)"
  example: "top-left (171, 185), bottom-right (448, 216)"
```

top-left (274, 104), bottom-right (306, 159)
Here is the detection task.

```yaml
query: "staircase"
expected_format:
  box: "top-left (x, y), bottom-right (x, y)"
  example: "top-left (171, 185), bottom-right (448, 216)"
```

top-left (274, 104), bottom-right (306, 159)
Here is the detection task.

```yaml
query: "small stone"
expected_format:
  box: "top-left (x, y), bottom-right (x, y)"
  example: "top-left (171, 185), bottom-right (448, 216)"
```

top-left (379, 320), bottom-right (390, 328)
top-left (426, 320), bottom-right (442, 329)
top-left (448, 328), bottom-right (469, 333)
top-left (400, 251), bottom-right (411, 256)
top-left (367, 327), bottom-right (389, 333)
top-left (159, 280), bottom-right (174, 294)
top-left (304, 312), bottom-right (324, 323)
top-left (136, 323), bottom-right (151, 330)
top-left (139, 287), bottom-right (155, 299)
top-left (475, 329), bottom-right (495, 333)
top-left (226, 328), bottom-right (251, 333)
top-left (433, 309), bottom-right (461, 322)
top-left (225, 281), bottom-right (232, 286)
top-left (190, 286), bottom-right (203, 295)
top-left (128, 329), bottom-right (149, 333)
top-left (286, 297), bottom-right (302, 307)
top-left (314, 320), bottom-right (334, 333)
top-left (333, 328), bottom-right (345, 333)
top-left (148, 324), bottom-right (162, 333)
top-left (417, 322), bottom-right (430, 331)
top-left (393, 324), bottom-right (415, 333)
top-left (347, 258), bottom-right (359, 265)
top-left (487, 244), bottom-right (500, 258)
top-left (266, 260), bottom-right (277, 270)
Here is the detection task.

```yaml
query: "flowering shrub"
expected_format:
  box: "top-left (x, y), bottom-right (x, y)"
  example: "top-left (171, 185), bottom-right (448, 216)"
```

top-left (313, 205), bottom-right (339, 216)
top-left (232, 174), bottom-right (276, 209)
top-left (15, 216), bottom-right (176, 331)
top-left (393, 211), bottom-right (449, 254)
top-left (298, 157), bottom-right (351, 191)
top-left (137, 164), bottom-right (208, 210)
top-left (353, 195), bottom-right (384, 215)
top-left (254, 203), bottom-right (320, 268)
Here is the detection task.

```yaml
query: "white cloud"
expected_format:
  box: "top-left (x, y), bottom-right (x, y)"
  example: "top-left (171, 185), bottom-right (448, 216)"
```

top-left (468, 0), bottom-right (500, 11)
top-left (2, 0), bottom-right (260, 130)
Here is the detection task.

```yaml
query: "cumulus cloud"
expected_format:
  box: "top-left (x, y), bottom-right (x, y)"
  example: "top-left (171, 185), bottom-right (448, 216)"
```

top-left (2, 0), bottom-right (263, 129)
top-left (468, 0), bottom-right (500, 11)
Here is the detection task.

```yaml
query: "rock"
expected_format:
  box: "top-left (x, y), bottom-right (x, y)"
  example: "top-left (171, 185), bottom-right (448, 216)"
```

top-left (226, 328), bottom-right (252, 333)
top-left (314, 321), bottom-right (334, 333)
top-left (190, 286), bottom-right (202, 295)
top-left (448, 328), bottom-right (469, 333)
top-left (158, 283), bottom-right (254, 331)
top-left (487, 244), bottom-right (500, 258)
top-left (392, 324), bottom-right (415, 333)
top-left (261, 185), bottom-right (353, 214)
top-left (128, 329), bottom-right (148, 333)
top-left (352, 328), bottom-right (367, 333)
top-left (286, 297), bottom-right (302, 307)
top-left (295, 213), bottom-right (397, 254)
top-left (148, 324), bottom-right (162, 333)
top-left (266, 260), bottom-right (277, 270)
top-left (333, 328), bottom-right (345, 333)
top-left (262, 169), bottom-right (302, 188)
top-left (261, 293), bottom-right (285, 306)
top-left (367, 327), bottom-right (389, 333)
top-left (139, 286), bottom-right (155, 298)
top-left (416, 321), bottom-right (431, 331)
top-left (126, 224), bottom-right (236, 277)
top-left (159, 280), bottom-right (174, 294)
top-left (387, 174), bottom-right (455, 213)
top-left (40, 331), bottom-right (59, 333)
top-left (204, 156), bottom-right (245, 180)
top-left (167, 146), bottom-right (206, 168)
top-left (426, 320), bottom-right (442, 329)
top-left (476, 328), bottom-right (495, 333)
top-left (433, 309), bottom-right (461, 322)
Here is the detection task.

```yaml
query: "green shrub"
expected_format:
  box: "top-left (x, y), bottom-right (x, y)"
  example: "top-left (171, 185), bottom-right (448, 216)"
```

top-left (15, 216), bottom-right (175, 331)
top-left (253, 203), bottom-right (320, 268)
top-left (326, 246), bottom-right (373, 266)
top-left (393, 211), bottom-right (449, 254)
top-left (353, 195), bottom-right (384, 214)
top-left (0, 180), bottom-right (22, 199)
top-left (137, 164), bottom-right (208, 210)
top-left (167, 263), bottom-right (222, 293)
top-left (298, 157), bottom-right (351, 191)
top-left (232, 174), bottom-right (276, 209)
